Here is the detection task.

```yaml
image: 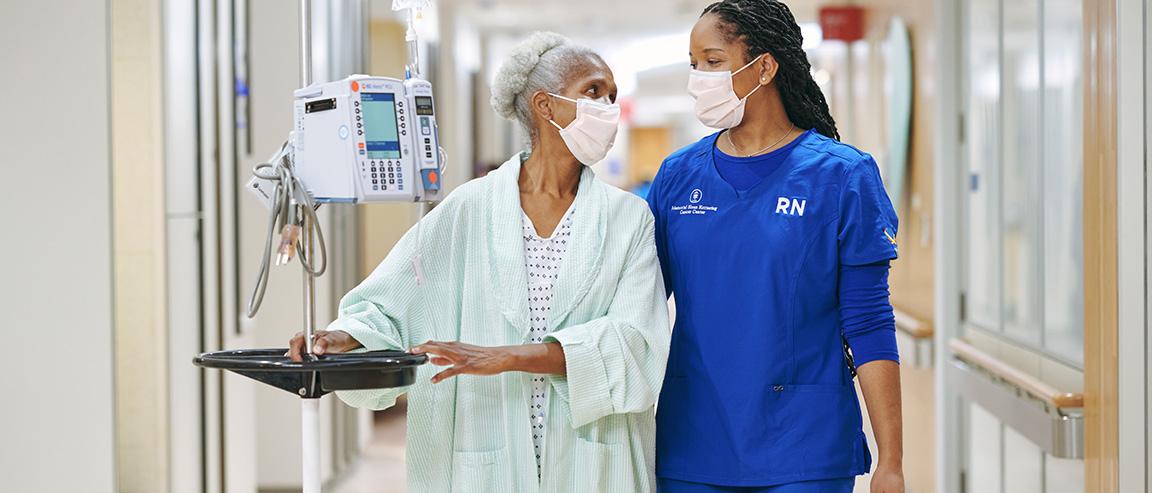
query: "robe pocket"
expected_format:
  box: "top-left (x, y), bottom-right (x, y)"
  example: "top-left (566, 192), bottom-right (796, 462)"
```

top-left (450, 447), bottom-right (510, 492)
top-left (571, 438), bottom-right (640, 492)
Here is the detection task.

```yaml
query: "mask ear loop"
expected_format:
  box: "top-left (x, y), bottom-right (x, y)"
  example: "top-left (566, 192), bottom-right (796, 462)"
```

top-left (545, 93), bottom-right (576, 131)
top-left (739, 82), bottom-right (764, 101)
top-left (733, 54), bottom-right (768, 101)
top-left (548, 93), bottom-right (579, 104)
top-left (731, 53), bottom-right (766, 76)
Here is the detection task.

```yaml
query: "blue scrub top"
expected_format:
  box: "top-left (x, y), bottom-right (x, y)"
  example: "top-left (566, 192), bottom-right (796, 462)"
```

top-left (648, 130), bottom-right (899, 487)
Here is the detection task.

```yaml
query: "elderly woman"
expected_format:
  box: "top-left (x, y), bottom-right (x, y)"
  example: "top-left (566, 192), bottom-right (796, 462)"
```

top-left (287, 32), bottom-right (669, 492)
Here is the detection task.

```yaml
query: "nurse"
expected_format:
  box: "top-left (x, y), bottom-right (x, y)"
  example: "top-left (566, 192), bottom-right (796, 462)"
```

top-left (649, 1), bottom-right (904, 492)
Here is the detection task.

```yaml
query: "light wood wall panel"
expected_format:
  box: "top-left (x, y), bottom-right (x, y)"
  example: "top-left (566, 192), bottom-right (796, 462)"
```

top-left (1082, 0), bottom-right (1120, 489)
top-left (629, 127), bottom-right (673, 185)
top-left (111, 0), bottom-right (170, 490)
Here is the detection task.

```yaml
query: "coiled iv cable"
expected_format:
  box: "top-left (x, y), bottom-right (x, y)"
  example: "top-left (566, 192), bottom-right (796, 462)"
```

top-left (246, 140), bottom-right (328, 318)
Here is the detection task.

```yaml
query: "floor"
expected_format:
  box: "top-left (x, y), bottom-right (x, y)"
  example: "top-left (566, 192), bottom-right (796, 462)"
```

top-left (330, 404), bottom-right (408, 493)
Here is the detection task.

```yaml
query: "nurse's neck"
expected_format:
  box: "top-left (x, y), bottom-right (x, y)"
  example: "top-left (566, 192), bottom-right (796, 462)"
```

top-left (519, 135), bottom-right (582, 198)
top-left (724, 85), bottom-right (796, 155)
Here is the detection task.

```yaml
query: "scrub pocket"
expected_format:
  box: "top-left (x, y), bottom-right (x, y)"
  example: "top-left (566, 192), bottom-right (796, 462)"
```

top-left (571, 438), bottom-right (640, 492)
top-left (450, 447), bottom-right (511, 492)
top-left (771, 384), bottom-right (870, 476)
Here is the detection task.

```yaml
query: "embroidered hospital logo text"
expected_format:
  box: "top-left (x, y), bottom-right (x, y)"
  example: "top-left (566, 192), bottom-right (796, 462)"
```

top-left (672, 188), bottom-right (718, 216)
top-left (775, 197), bottom-right (807, 216)
top-left (671, 203), bottom-right (719, 215)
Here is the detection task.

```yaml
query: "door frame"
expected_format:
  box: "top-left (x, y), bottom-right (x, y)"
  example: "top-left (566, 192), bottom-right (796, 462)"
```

top-left (932, 1), bottom-right (965, 492)
top-left (1116, 0), bottom-right (1149, 491)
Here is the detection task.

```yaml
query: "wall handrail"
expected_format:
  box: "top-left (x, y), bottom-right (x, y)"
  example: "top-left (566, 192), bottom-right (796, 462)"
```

top-left (949, 338), bottom-right (1083, 409)
top-left (893, 307), bottom-right (933, 339)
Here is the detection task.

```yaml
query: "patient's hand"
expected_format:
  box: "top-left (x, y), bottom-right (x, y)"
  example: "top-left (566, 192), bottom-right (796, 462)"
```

top-left (288, 329), bottom-right (363, 362)
top-left (410, 341), bottom-right (516, 384)
top-left (409, 340), bottom-right (566, 383)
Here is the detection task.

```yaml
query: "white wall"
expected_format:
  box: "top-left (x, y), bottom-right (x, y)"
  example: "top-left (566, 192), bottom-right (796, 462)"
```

top-left (0, 1), bottom-right (117, 492)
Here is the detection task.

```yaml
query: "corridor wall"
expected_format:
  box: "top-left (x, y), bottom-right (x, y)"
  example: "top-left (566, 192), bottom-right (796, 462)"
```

top-left (0, 1), bottom-right (117, 491)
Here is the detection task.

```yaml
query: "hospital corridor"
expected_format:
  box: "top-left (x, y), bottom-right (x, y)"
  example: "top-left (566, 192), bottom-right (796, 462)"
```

top-left (2, 0), bottom-right (1151, 492)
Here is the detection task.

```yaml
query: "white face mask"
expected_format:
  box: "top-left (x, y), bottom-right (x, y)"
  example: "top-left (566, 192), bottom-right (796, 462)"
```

top-left (687, 55), bottom-right (765, 129)
top-left (547, 94), bottom-right (621, 165)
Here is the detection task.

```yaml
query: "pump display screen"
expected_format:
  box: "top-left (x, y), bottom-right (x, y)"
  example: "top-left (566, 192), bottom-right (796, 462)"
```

top-left (414, 96), bottom-right (435, 116)
top-left (361, 93), bottom-right (401, 159)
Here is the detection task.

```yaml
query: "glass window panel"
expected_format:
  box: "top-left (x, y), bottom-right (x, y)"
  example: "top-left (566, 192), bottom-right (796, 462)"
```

top-left (1001, 0), bottom-right (1044, 344)
top-left (1041, 0), bottom-right (1084, 364)
top-left (962, 0), bottom-right (1086, 364)
top-left (965, 0), bottom-right (1003, 331)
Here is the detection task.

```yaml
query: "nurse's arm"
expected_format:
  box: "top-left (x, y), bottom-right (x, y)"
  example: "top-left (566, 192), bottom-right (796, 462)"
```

top-left (840, 261), bottom-right (904, 490)
top-left (856, 361), bottom-right (905, 492)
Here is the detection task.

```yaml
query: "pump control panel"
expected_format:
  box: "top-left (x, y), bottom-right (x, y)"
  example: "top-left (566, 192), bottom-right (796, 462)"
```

top-left (292, 75), bottom-right (444, 203)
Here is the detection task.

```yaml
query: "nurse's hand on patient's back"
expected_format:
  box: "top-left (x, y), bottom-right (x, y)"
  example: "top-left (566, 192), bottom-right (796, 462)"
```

top-left (287, 329), bottom-right (363, 362)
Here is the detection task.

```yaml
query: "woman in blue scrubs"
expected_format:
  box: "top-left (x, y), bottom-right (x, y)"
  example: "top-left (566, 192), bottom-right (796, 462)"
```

top-left (648, 1), bottom-right (905, 492)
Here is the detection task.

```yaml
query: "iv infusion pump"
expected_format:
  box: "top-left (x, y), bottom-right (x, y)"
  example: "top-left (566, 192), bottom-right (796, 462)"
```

top-left (291, 74), bottom-right (443, 203)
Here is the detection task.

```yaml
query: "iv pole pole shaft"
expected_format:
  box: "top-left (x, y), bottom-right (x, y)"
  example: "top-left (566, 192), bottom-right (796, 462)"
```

top-left (299, 2), bottom-right (321, 493)
top-left (300, 0), bottom-right (316, 356)
top-left (302, 398), bottom-right (322, 493)
top-left (300, 0), bottom-right (312, 88)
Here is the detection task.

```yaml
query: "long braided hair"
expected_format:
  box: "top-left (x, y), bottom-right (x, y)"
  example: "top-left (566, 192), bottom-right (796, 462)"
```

top-left (702, 0), bottom-right (840, 140)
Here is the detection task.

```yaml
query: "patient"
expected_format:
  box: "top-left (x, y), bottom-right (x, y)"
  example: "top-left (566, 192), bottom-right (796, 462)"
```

top-left (287, 32), bottom-right (669, 492)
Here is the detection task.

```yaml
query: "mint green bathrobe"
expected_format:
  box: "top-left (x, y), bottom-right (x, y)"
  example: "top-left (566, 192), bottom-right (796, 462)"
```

top-left (331, 153), bottom-right (671, 492)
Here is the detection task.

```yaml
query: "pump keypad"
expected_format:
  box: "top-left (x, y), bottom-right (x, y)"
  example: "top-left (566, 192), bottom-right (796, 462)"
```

top-left (361, 159), bottom-right (407, 192)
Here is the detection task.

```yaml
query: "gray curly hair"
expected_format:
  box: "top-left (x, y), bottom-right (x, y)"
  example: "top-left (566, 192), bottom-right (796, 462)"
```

top-left (490, 32), bottom-right (601, 141)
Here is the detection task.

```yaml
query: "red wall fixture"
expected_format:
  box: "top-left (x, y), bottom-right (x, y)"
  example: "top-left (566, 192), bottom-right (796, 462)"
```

top-left (819, 6), bottom-right (866, 42)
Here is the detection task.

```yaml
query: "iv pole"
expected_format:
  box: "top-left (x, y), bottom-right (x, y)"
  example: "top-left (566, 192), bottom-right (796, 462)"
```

top-left (296, 1), bottom-right (427, 489)
top-left (193, 4), bottom-right (428, 493)
top-left (295, 1), bottom-right (428, 490)
top-left (298, 1), bottom-right (321, 492)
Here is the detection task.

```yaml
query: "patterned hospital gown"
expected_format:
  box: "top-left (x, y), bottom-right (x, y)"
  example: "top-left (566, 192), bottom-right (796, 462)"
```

top-left (521, 205), bottom-right (575, 478)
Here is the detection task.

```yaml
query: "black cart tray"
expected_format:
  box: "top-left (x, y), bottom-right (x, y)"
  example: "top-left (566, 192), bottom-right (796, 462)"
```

top-left (194, 348), bottom-right (427, 398)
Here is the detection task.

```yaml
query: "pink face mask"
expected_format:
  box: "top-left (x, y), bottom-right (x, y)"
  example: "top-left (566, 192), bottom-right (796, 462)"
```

top-left (687, 54), bottom-right (765, 129)
top-left (547, 94), bottom-right (621, 165)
